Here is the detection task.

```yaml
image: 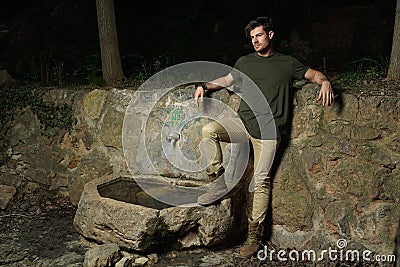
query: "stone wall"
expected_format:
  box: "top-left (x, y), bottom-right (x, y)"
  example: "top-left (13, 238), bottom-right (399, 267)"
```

top-left (1, 84), bottom-right (399, 255)
top-left (272, 84), bottom-right (400, 256)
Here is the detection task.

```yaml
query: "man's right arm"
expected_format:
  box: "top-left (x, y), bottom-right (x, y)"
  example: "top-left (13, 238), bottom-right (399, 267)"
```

top-left (194, 73), bottom-right (234, 107)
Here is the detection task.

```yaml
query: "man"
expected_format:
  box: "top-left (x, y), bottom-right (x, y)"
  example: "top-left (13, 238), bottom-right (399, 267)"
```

top-left (194, 16), bottom-right (334, 257)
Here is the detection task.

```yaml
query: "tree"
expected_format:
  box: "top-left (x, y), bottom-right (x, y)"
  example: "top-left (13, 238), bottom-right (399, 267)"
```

top-left (95, 0), bottom-right (125, 86)
top-left (388, 0), bottom-right (400, 80)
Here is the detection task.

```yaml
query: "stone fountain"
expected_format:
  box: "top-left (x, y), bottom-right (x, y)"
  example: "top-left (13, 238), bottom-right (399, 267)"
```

top-left (73, 62), bottom-right (252, 252)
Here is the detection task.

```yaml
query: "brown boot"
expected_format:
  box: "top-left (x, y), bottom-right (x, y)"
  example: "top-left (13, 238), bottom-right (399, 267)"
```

top-left (239, 222), bottom-right (261, 258)
top-left (197, 167), bottom-right (227, 206)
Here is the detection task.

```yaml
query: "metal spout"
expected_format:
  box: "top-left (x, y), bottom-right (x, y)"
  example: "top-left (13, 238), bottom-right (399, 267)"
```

top-left (166, 133), bottom-right (180, 143)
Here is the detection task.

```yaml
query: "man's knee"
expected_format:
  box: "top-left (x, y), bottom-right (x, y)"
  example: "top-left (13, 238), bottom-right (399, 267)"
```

top-left (251, 175), bottom-right (271, 192)
top-left (202, 121), bottom-right (220, 139)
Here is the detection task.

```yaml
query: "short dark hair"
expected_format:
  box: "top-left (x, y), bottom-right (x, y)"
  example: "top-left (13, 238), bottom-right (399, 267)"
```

top-left (244, 16), bottom-right (274, 37)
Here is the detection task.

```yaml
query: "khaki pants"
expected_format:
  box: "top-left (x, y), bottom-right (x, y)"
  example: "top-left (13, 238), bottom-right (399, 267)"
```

top-left (201, 118), bottom-right (278, 223)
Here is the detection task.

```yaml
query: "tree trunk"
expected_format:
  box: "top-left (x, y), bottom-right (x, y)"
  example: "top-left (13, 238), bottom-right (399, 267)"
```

top-left (95, 0), bottom-right (125, 86)
top-left (388, 0), bottom-right (400, 80)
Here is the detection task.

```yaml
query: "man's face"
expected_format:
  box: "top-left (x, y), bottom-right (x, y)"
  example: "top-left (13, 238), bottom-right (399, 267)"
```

top-left (250, 26), bottom-right (274, 53)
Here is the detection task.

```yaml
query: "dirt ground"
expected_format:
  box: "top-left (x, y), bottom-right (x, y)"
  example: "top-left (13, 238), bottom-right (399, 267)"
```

top-left (0, 183), bottom-right (88, 267)
top-left (0, 182), bottom-right (388, 267)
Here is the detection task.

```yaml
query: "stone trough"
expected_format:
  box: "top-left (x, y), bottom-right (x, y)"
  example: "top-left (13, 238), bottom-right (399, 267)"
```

top-left (73, 173), bottom-right (246, 252)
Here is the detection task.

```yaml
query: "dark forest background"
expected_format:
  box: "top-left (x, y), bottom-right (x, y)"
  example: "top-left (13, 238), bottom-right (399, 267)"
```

top-left (0, 0), bottom-right (397, 85)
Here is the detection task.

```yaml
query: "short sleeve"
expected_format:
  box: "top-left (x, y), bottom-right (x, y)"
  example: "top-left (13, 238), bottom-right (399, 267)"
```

top-left (292, 57), bottom-right (309, 80)
top-left (230, 57), bottom-right (244, 82)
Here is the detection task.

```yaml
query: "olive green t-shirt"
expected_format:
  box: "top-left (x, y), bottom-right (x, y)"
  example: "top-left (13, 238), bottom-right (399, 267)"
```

top-left (231, 52), bottom-right (309, 140)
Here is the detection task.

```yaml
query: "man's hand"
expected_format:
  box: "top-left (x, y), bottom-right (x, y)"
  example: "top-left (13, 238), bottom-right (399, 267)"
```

top-left (194, 86), bottom-right (204, 107)
top-left (317, 81), bottom-right (334, 107)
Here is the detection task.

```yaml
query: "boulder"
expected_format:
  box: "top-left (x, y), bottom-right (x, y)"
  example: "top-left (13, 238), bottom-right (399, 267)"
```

top-left (74, 174), bottom-right (245, 252)
top-left (83, 243), bottom-right (121, 267)
top-left (0, 69), bottom-right (15, 88)
top-left (0, 185), bottom-right (16, 209)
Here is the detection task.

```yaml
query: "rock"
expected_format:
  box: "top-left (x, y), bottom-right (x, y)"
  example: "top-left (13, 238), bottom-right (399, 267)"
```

top-left (388, 136), bottom-right (400, 153)
top-left (40, 252), bottom-right (85, 267)
top-left (2, 86), bottom-right (399, 256)
top-left (74, 175), bottom-right (160, 251)
top-left (146, 253), bottom-right (158, 264)
top-left (115, 256), bottom-right (134, 267)
top-left (83, 243), bottom-right (121, 267)
top-left (115, 256), bottom-right (149, 267)
top-left (9, 109), bottom-right (41, 147)
top-left (0, 174), bottom-right (23, 187)
top-left (83, 89), bottom-right (108, 120)
top-left (124, 85), bottom-right (239, 180)
top-left (69, 147), bottom-right (113, 205)
top-left (351, 123), bottom-right (381, 140)
top-left (97, 105), bottom-right (124, 148)
top-left (0, 185), bottom-right (16, 209)
top-left (178, 232), bottom-right (201, 248)
top-left (133, 257), bottom-right (149, 266)
top-left (24, 181), bottom-right (40, 193)
top-left (74, 174), bottom-right (244, 252)
top-left (0, 69), bottom-right (15, 88)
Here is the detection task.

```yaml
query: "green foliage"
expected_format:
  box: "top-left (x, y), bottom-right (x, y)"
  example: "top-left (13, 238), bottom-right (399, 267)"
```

top-left (16, 45), bottom-right (66, 87)
top-left (53, 62), bottom-right (64, 88)
top-left (72, 54), bottom-right (104, 86)
top-left (350, 57), bottom-right (387, 78)
top-left (31, 102), bottom-right (76, 134)
top-left (16, 51), bottom-right (104, 87)
top-left (333, 57), bottom-right (389, 91)
top-left (0, 85), bottom-right (76, 136)
top-left (135, 60), bottom-right (162, 80)
top-left (126, 54), bottom-right (171, 77)
top-left (104, 53), bottom-right (174, 89)
top-left (15, 48), bottom-right (176, 88)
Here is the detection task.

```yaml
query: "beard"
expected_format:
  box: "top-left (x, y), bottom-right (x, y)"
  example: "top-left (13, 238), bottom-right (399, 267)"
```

top-left (254, 41), bottom-right (272, 55)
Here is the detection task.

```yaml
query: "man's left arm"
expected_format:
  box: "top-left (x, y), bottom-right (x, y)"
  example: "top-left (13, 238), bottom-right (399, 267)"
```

top-left (304, 68), bottom-right (334, 107)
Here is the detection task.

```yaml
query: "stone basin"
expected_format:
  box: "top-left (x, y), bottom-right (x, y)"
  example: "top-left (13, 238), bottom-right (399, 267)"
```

top-left (73, 173), bottom-right (246, 252)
